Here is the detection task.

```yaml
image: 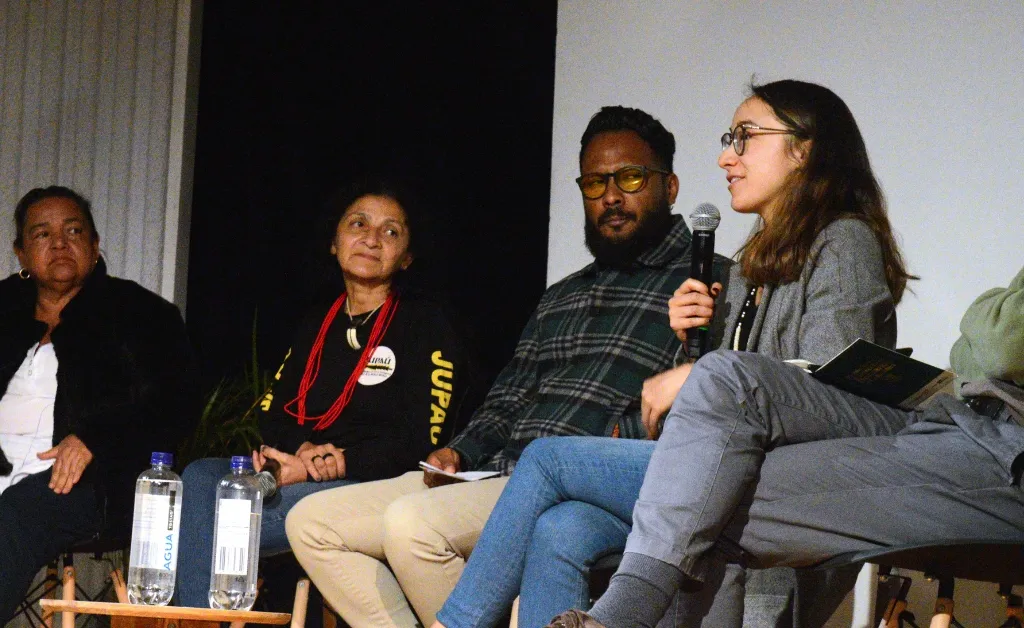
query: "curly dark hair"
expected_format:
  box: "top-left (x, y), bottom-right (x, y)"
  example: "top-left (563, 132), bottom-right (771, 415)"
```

top-left (322, 176), bottom-right (424, 258)
top-left (579, 105), bottom-right (676, 171)
top-left (308, 175), bottom-right (433, 299)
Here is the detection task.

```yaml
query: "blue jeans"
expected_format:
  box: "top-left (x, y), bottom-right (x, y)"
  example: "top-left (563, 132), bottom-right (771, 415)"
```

top-left (175, 457), bottom-right (357, 607)
top-left (435, 437), bottom-right (653, 628)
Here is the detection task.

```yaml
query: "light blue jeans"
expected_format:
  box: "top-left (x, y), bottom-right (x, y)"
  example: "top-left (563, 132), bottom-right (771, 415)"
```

top-left (175, 457), bottom-right (357, 607)
top-left (436, 436), bottom-right (653, 628)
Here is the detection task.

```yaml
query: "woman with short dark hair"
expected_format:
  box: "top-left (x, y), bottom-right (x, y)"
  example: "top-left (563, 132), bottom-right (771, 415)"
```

top-left (175, 178), bottom-right (478, 607)
top-left (0, 186), bottom-right (196, 621)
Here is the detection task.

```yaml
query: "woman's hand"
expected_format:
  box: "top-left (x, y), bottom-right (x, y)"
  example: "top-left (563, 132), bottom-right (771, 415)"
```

top-left (296, 441), bottom-right (346, 482)
top-left (641, 364), bottom-right (693, 440)
top-left (668, 279), bottom-right (723, 343)
top-left (37, 434), bottom-right (93, 494)
top-left (253, 446), bottom-right (310, 487)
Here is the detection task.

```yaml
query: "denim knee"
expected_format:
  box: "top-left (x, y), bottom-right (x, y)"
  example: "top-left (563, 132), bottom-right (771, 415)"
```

top-left (533, 505), bottom-right (590, 568)
top-left (182, 457), bottom-right (229, 486)
top-left (517, 436), bottom-right (570, 475)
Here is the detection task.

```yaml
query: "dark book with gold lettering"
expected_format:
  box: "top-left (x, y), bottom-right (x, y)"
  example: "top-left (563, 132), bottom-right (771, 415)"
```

top-left (787, 339), bottom-right (955, 410)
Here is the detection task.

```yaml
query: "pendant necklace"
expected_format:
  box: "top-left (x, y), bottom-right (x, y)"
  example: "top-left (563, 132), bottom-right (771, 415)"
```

top-left (345, 298), bottom-right (386, 350)
top-left (284, 292), bottom-right (400, 430)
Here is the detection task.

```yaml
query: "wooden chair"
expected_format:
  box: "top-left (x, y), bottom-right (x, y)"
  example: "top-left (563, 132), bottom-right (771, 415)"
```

top-left (590, 541), bottom-right (1024, 627)
top-left (13, 534), bottom-right (128, 628)
top-left (815, 540), bottom-right (1024, 628)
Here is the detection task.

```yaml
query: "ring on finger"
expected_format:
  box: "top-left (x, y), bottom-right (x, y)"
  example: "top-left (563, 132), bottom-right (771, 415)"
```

top-left (322, 453), bottom-right (335, 460)
top-left (312, 454), bottom-right (323, 461)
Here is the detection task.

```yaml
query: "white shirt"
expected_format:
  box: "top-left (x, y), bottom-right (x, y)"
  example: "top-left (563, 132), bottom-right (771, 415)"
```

top-left (0, 343), bottom-right (58, 493)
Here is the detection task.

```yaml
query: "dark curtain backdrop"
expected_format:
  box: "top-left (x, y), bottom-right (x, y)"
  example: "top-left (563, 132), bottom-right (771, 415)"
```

top-left (186, 2), bottom-right (557, 391)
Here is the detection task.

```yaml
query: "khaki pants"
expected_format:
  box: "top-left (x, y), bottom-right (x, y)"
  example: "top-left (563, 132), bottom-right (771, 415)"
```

top-left (286, 471), bottom-right (509, 627)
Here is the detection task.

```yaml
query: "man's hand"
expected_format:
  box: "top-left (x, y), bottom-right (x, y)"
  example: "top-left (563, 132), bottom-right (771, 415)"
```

top-left (253, 446), bottom-right (314, 487)
top-left (423, 447), bottom-right (461, 488)
top-left (669, 279), bottom-right (723, 343)
top-left (641, 364), bottom-right (693, 439)
top-left (38, 435), bottom-right (93, 494)
top-left (295, 441), bottom-right (346, 482)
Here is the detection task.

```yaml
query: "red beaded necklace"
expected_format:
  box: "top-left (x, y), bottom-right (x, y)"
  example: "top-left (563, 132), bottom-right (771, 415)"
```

top-left (284, 292), bottom-right (400, 431)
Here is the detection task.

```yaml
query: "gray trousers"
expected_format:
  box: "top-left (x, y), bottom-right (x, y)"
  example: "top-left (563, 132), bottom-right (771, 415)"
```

top-left (627, 351), bottom-right (1024, 625)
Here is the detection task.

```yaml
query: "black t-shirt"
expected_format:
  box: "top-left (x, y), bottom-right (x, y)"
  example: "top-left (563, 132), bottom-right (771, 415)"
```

top-left (259, 292), bottom-right (477, 481)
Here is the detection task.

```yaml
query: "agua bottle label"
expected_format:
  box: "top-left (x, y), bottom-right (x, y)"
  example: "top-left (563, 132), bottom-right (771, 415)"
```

top-left (130, 490), bottom-right (181, 570)
top-left (214, 498), bottom-right (252, 576)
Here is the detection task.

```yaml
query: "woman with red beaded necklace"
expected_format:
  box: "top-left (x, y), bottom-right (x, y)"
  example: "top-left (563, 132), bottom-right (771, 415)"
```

top-left (175, 178), bottom-right (478, 608)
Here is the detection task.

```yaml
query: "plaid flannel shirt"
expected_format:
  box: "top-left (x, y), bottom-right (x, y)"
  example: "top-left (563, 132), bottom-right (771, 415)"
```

top-left (449, 215), bottom-right (730, 474)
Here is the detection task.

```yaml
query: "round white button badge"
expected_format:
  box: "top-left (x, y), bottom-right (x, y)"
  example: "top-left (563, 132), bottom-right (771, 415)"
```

top-left (358, 346), bottom-right (396, 386)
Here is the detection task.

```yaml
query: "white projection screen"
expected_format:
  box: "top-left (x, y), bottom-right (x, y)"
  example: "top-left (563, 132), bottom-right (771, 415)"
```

top-left (548, 1), bottom-right (1024, 368)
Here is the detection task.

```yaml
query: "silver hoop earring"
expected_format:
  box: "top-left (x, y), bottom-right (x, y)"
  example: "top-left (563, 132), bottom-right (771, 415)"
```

top-left (18, 268), bottom-right (30, 280)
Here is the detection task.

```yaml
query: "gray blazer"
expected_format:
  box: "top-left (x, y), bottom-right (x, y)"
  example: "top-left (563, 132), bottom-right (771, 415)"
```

top-left (712, 217), bottom-right (897, 364)
top-left (706, 217), bottom-right (897, 628)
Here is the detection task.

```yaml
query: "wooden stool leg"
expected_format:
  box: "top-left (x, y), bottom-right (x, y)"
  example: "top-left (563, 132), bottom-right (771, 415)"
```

top-left (42, 561), bottom-right (60, 628)
top-left (290, 579), bottom-right (309, 628)
top-left (929, 577), bottom-right (954, 628)
top-left (322, 600), bottom-right (337, 628)
top-left (880, 575), bottom-right (912, 628)
top-left (1002, 590), bottom-right (1023, 627)
top-left (61, 566), bottom-right (76, 628)
top-left (110, 568), bottom-right (128, 604)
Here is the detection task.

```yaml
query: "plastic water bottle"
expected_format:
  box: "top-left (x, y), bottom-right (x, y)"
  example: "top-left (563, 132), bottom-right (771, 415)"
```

top-left (208, 455), bottom-right (263, 610)
top-left (127, 452), bottom-right (183, 605)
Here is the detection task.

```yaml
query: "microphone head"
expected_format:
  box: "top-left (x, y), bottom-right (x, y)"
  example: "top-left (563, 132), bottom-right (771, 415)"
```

top-left (689, 203), bottom-right (721, 232)
top-left (254, 470), bottom-right (279, 499)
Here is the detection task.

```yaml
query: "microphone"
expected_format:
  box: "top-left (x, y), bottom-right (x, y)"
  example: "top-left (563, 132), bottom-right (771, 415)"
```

top-left (255, 458), bottom-right (281, 499)
top-left (687, 203), bottom-right (721, 360)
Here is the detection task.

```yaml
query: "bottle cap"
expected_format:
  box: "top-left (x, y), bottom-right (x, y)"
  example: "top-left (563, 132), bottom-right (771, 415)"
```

top-left (150, 452), bottom-right (174, 466)
top-left (230, 455), bottom-right (253, 470)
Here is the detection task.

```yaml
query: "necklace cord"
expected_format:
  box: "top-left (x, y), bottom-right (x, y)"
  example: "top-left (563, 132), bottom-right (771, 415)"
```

top-left (284, 292), bottom-right (400, 430)
top-left (346, 298), bottom-right (386, 327)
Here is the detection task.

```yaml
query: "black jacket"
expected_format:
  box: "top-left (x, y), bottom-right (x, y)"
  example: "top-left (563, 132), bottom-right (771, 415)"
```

top-left (259, 291), bottom-right (482, 481)
top-left (0, 260), bottom-right (198, 535)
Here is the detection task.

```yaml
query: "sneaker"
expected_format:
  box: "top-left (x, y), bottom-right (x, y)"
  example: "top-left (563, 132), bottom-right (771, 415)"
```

top-left (545, 609), bottom-right (607, 628)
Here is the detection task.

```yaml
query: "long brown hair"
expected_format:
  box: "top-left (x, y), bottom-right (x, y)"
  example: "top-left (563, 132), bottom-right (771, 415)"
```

top-left (737, 80), bottom-right (915, 303)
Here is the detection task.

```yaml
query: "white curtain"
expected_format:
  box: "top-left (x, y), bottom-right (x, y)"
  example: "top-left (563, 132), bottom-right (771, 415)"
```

top-left (0, 0), bottom-right (198, 307)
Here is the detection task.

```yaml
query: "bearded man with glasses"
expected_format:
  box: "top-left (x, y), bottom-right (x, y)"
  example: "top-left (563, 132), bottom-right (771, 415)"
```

top-left (285, 106), bottom-right (730, 628)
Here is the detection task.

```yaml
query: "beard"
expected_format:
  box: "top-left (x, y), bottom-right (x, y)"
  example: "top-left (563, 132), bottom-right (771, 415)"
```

top-left (585, 202), bottom-right (673, 269)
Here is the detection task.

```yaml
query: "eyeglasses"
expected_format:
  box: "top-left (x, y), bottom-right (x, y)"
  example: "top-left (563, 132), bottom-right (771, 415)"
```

top-left (720, 124), bottom-right (797, 156)
top-left (575, 165), bottom-right (670, 200)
